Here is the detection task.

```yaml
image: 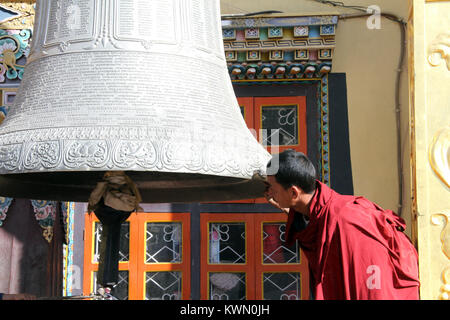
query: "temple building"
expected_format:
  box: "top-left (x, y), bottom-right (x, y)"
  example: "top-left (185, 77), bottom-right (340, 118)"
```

top-left (0, 0), bottom-right (448, 300)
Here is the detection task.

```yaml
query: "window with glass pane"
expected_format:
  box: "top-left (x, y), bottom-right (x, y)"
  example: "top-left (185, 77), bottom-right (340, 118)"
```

top-left (209, 272), bottom-right (246, 300)
top-left (93, 221), bottom-right (129, 263)
top-left (263, 223), bottom-right (300, 264)
top-left (93, 271), bottom-right (129, 300)
top-left (261, 105), bottom-right (298, 146)
top-left (263, 272), bottom-right (301, 300)
top-left (146, 222), bottom-right (182, 263)
top-left (145, 271), bottom-right (182, 300)
top-left (209, 223), bottom-right (246, 264)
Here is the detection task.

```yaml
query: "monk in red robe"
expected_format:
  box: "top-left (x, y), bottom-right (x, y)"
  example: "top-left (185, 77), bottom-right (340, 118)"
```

top-left (264, 149), bottom-right (420, 300)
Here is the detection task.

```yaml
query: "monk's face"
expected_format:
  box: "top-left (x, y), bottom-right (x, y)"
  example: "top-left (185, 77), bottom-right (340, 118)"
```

top-left (266, 175), bottom-right (295, 208)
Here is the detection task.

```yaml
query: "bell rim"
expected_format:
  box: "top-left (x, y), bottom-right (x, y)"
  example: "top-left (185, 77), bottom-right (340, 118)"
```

top-left (0, 170), bottom-right (267, 203)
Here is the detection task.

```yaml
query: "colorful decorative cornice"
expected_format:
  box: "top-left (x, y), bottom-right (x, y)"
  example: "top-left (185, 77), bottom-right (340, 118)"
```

top-left (221, 15), bottom-right (338, 29)
top-left (222, 15), bottom-right (337, 80)
top-left (228, 61), bottom-right (332, 80)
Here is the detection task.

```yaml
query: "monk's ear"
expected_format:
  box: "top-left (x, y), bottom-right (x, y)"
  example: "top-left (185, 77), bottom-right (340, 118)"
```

top-left (290, 186), bottom-right (301, 201)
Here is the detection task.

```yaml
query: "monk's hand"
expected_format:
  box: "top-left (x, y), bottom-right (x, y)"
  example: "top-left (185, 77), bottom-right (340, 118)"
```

top-left (264, 184), bottom-right (289, 214)
top-left (263, 185), bottom-right (285, 213)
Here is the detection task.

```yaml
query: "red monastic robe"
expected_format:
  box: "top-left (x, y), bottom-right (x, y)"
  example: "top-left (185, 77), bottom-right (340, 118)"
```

top-left (286, 181), bottom-right (420, 300)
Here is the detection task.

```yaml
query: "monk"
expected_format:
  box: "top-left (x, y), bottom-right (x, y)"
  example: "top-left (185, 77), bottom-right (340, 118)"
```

top-left (264, 149), bottom-right (420, 300)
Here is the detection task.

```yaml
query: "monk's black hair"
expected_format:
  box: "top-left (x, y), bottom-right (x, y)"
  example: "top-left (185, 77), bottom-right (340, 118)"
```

top-left (267, 149), bottom-right (317, 194)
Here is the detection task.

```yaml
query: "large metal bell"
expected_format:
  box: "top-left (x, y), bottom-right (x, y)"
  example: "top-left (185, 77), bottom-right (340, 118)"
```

top-left (0, 0), bottom-right (270, 202)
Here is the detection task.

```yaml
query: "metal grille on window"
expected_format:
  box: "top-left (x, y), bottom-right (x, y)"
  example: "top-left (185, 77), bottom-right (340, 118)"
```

top-left (263, 223), bottom-right (300, 264)
top-left (146, 222), bottom-right (182, 263)
top-left (261, 105), bottom-right (298, 146)
top-left (145, 271), bottom-right (182, 300)
top-left (209, 272), bottom-right (246, 300)
top-left (93, 221), bottom-right (129, 263)
top-left (209, 223), bottom-right (246, 264)
top-left (263, 272), bottom-right (301, 300)
top-left (93, 271), bottom-right (129, 300)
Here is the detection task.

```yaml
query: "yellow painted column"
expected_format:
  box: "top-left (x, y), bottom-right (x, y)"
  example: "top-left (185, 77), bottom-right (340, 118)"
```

top-left (409, 0), bottom-right (450, 300)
